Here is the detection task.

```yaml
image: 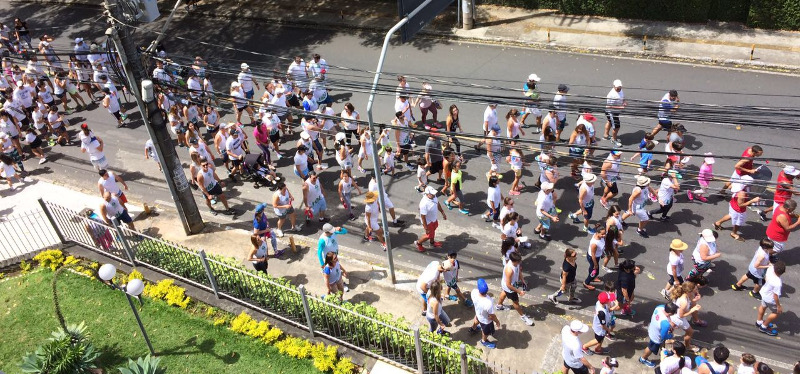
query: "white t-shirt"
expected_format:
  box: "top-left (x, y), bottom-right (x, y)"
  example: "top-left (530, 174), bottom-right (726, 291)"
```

top-left (442, 259), bottom-right (459, 285)
top-left (99, 172), bottom-right (122, 195)
top-left (483, 106), bottom-right (498, 131)
top-left (237, 71), bottom-right (255, 92)
top-left (502, 221), bottom-right (518, 239)
top-left (659, 355), bottom-right (692, 374)
top-left (536, 191), bottom-right (555, 217)
top-left (737, 364), bottom-right (755, 374)
top-left (667, 251), bottom-right (684, 276)
top-left (364, 201), bottom-right (379, 226)
top-left (470, 288), bottom-right (495, 324)
top-left (606, 88), bottom-right (624, 114)
top-left (486, 186), bottom-right (501, 208)
top-left (294, 152), bottom-right (308, 170)
top-left (419, 196), bottom-right (438, 224)
top-left (658, 177), bottom-right (676, 203)
top-left (747, 246), bottom-right (769, 278)
top-left (498, 206), bottom-right (514, 224)
top-left (226, 136), bottom-right (244, 157)
top-left (561, 325), bottom-right (585, 369)
top-left (759, 266), bottom-right (782, 304)
top-left (394, 100), bottom-right (412, 122)
top-left (416, 261), bottom-right (441, 292)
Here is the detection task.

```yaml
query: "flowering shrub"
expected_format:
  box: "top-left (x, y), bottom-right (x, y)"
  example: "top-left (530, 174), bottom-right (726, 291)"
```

top-left (213, 318), bottom-right (227, 326)
top-left (275, 336), bottom-right (312, 359)
top-left (311, 343), bottom-right (337, 372)
top-left (143, 279), bottom-right (190, 309)
top-left (333, 357), bottom-right (356, 374)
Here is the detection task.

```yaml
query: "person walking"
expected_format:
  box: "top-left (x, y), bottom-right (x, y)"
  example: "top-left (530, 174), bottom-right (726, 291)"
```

top-left (759, 165), bottom-right (800, 221)
top-left (732, 238), bottom-right (776, 295)
top-left (616, 259), bottom-right (640, 317)
top-left (756, 261), bottom-right (786, 336)
top-left (415, 186), bottom-right (447, 252)
top-left (603, 206), bottom-right (625, 271)
top-left (568, 124), bottom-right (590, 179)
top-left (638, 302), bottom-right (678, 368)
top-left (425, 282), bottom-right (451, 335)
top-left (570, 173), bottom-right (597, 234)
top-left (442, 252), bottom-right (472, 306)
top-left (599, 151), bottom-right (622, 209)
top-left (416, 260), bottom-right (445, 316)
top-left (318, 223), bottom-right (346, 266)
top-left (521, 74), bottom-right (542, 129)
top-left (445, 161), bottom-right (469, 214)
top-left (584, 224), bottom-right (607, 291)
top-left (338, 170), bottom-right (361, 221)
top-left (561, 320), bottom-right (595, 374)
top-left (650, 90), bottom-right (680, 138)
top-left (271, 182), bottom-right (298, 237)
top-left (496, 251), bottom-right (535, 326)
top-left (766, 199), bottom-right (800, 254)
top-left (662, 239), bottom-right (688, 299)
top-left (549, 248), bottom-right (581, 304)
top-left (363, 191), bottom-right (387, 251)
top-left (323, 252), bottom-right (348, 302)
top-left (197, 159), bottom-right (233, 215)
top-left (603, 80), bottom-right (626, 148)
top-left (468, 279), bottom-right (500, 349)
top-left (302, 171), bottom-right (330, 225)
top-left (581, 291), bottom-right (617, 356)
top-left (649, 170), bottom-right (680, 221)
top-left (99, 191), bottom-right (136, 231)
top-left (248, 234), bottom-right (271, 274)
top-left (622, 176), bottom-right (657, 237)
top-left (714, 175), bottom-right (759, 241)
top-left (670, 281), bottom-right (702, 352)
top-left (97, 169), bottom-right (129, 206)
top-left (252, 203), bottom-right (282, 257)
top-left (687, 153), bottom-right (715, 203)
top-left (554, 84), bottom-right (570, 140)
top-left (722, 145), bottom-right (763, 192)
top-left (535, 181), bottom-right (559, 240)
top-left (658, 342), bottom-right (692, 374)
top-left (687, 229), bottom-right (721, 280)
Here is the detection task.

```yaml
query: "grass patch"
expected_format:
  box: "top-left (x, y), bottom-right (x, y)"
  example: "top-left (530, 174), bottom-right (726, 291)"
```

top-left (0, 270), bottom-right (321, 374)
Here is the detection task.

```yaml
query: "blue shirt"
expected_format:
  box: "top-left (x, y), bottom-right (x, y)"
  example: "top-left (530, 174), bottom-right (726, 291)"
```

top-left (253, 214), bottom-right (269, 232)
top-left (658, 93), bottom-right (675, 120)
top-left (317, 228), bottom-right (347, 266)
top-left (640, 152), bottom-right (653, 168)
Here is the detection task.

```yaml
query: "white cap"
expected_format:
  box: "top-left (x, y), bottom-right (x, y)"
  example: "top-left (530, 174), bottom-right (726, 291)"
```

top-left (424, 186), bottom-right (437, 195)
top-left (783, 165), bottom-right (800, 176)
top-left (569, 320), bottom-right (589, 333)
top-left (704, 152), bottom-right (715, 165)
top-left (700, 229), bottom-right (716, 243)
top-left (241, 63), bottom-right (249, 70)
top-left (528, 74), bottom-right (541, 82)
top-left (541, 181), bottom-right (555, 191)
top-left (230, 81), bottom-right (240, 88)
top-left (74, 37), bottom-right (84, 43)
top-left (613, 79), bottom-right (623, 88)
top-left (335, 132), bottom-right (346, 141)
top-left (323, 223), bottom-right (336, 233)
top-left (300, 131), bottom-right (310, 140)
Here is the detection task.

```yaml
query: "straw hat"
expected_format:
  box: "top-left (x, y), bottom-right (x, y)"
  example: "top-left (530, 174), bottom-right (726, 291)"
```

top-left (670, 239), bottom-right (688, 251)
top-left (364, 191), bottom-right (378, 203)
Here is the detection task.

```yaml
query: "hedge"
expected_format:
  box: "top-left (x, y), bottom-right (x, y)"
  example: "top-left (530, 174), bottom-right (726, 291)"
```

top-left (132, 240), bottom-right (485, 374)
top-left (478, 0), bottom-right (799, 30)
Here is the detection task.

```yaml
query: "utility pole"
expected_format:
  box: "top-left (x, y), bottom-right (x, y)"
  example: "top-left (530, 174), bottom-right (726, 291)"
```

top-left (104, 0), bottom-right (204, 234)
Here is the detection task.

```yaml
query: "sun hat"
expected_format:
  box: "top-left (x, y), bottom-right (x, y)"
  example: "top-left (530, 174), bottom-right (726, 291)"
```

top-left (323, 223), bottom-right (336, 233)
top-left (528, 73), bottom-right (541, 82)
top-left (613, 79), bottom-right (622, 88)
top-left (424, 186), bottom-right (438, 196)
top-left (300, 131), bottom-right (310, 140)
top-left (364, 191), bottom-right (378, 203)
top-left (783, 165), bottom-right (800, 176)
top-left (477, 278), bottom-right (489, 294)
top-left (704, 152), bottom-right (715, 165)
top-left (569, 320), bottom-right (589, 333)
top-left (240, 63), bottom-right (249, 70)
top-left (670, 239), bottom-right (688, 251)
top-left (335, 132), bottom-right (346, 141)
top-left (541, 181), bottom-right (555, 191)
top-left (255, 203), bottom-right (266, 213)
top-left (636, 175), bottom-right (651, 187)
top-left (584, 173), bottom-right (597, 184)
top-left (700, 229), bottom-right (716, 243)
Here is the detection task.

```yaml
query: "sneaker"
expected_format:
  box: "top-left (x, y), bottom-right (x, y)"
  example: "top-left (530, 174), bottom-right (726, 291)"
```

top-left (275, 229), bottom-right (284, 238)
top-left (381, 244), bottom-right (387, 252)
top-left (600, 200), bottom-right (609, 209)
top-left (448, 295), bottom-right (458, 301)
top-left (758, 324), bottom-right (778, 336)
top-left (582, 348), bottom-right (594, 356)
top-left (432, 241), bottom-right (443, 248)
top-left (459, 209), bottom-right (469, 215)
top-left (444, 201), bottom-right (454, 210)
top-left (495, 304), bottom-right (507, 311)
top-left (758, 212), bottom-right (768, 222)
top-left (660, 288), bottom-right (670, 300)
top-left (697, 195), bottom-right (708, 203)
top-left (612, 140), bottom-right (622, 148)
top-left (602, 266), bottom-right (614, 273)
top-left (414, 241), bottom-right (425, 252)
top-left (750, 291), bottom-right (762, 300)
top-left (593, 347), bottom-right (610, 355)
top-left (480, 340), bottom-right (496, 349)
top-left (491, 222), bottom-right (502, 229)
top-left (421, 310), bottom-right (427, 316)
top-left (468, 326), bottom-right (479, 334)
top-left (521, 315), bottom-right (534, 326)
top-left (637, 229), bottom-right (649, 238)
top-left (547, 295), bottom-right (558, 304)
top-left (731, 284), bottom-right (746, 291)
top-left (687, 190), bottom-right (694, 201)
top-left (464, 299), bottom-right (474, 307)
top-left (640, 358), bottom-right (656, 368)
top-left (344, 285), bottom-right (350, 293)
top-left (38, 158), bottom-right (47, 165)
top-left (120, 113), bottom-right (128, 121)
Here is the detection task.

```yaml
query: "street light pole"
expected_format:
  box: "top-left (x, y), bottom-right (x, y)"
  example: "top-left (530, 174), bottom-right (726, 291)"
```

top-left (98, 264), bottom-right (155, 355)
top-left (366, 0), bottom-right (434, 285)
top-left (103, 0), bottom-right (205, 235)
top-left (124, 292), bottom-right (156, 355)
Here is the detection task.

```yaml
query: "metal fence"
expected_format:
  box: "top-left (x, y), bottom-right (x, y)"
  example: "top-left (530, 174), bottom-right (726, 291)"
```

top-left (0, 204), bottom-right (62, 267)
top-left (38, 199), bottom-right (521, 374)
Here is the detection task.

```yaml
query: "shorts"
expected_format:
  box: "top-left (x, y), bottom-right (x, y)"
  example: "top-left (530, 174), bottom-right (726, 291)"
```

top-left (569, 147), bottom-right (584, 158)
top-left (563, 363), bottom-right (589, 374)
top-left (384, 196), bottom-right (394, 209)
top-left (400, 143), bottom-right (411, 155)
top-left (454, 189), bottom-right (464, 202)
top-left (761, 300), bottom-right (778, 313)
top-left (558, 118), bottom-right (568, 131)
top-left (425, 220), bottom-right (439, 238)
top-left (746, 271), bottom-right (765, 285)
top-left (114, 209), bottom-right (133, 224)
top-left (657, 119), bottom-right (672, 129)
top-left (311, 198), bottom-right (327, 216)
top-left (503, 290), bottom-right (519, 303)
top-left (671, 315), bottom-right (690, 331)
top-left (446, 278), bottom-right (460, 290)
top-left (275, 206), bottom-right (295, 218)
top-left (769, 240), bottom-right (785, 253)
top-left (430, 160), bottom-right (443, 174)
top-left (582, 200), bottom-right (594, 220)
top-left (367, 219), bottom-right (380, 231)
top-left (603, 180), bottom-right (618, 195)
top-left (538, 214), bottom-right (552, 230)
top-left (269, 131), bottom-right (281, 143)
top-left (117, 192), bottom-right (128, 205)
top-left (668, 274), bottom-right (684, 286)
top-left (55, 91), bottom-right (66, 99)
top-left (426, 313), bottom-right (451, 332)
top-left (633, 206), bottom-right (649, 221)
top-left (231, 157), bottom-right (243, 168)
top-left (244, 89), bottom-right (254, 100)
top-left (729, 206), bottom-right (747, 226)
top-left (524, 106), bottom-right (541, 117)
top-left (236, 105), bottom-right (249, 112)
top-left (479, 321), bottom-right (495, 336)
top-left (647, 340), bottom-right (663, 354)
top-left (513, 168), bottom-right (522, 178)
top-left (605, 111), bottom-right (621, 129)
top-left (111, 111), bottom-right (122, 120)
top-left (172, 125), bottom-right (185, 135)
top-left (594, 332), bottom-right (606, 344)
top-left (28, 137), bottom-right (42, 149)
top-left (90, 156), bottom-right (109, 170)
top-left (729, 171), bottom-right (746, 184)
top-left (206, 183), bottom-right (223, 197)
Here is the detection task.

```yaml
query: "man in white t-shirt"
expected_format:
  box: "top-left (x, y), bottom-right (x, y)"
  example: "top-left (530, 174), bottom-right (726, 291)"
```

top-left (225, 128), bottom-right (245, 179)
top-left (561, 320), bottom-right (595, 374)
top-left (756, 261), bottom-right (786, 336)
top-left (414, 186), bottom-right (446, 252)
top-left (468, 279), bottom-right (500, 349)
top-left (416, 260), bottom-right (444, 315)
top-left (237, 63), bottom-right (259, 100)
top-left (287, 56), bottom-right (308, 89)
top-left (603, 79), bottom-right (626, 148)
top-left (97, 169), bottom-right (129, 206)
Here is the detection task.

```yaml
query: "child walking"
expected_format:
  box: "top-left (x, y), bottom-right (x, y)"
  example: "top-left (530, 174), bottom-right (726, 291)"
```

top-left (688, 152), bottom-right (714, 202)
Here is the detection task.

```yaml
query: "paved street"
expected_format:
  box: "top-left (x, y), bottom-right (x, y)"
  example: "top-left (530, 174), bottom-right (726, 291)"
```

top-left (3, 1), bottom-right (800, 369)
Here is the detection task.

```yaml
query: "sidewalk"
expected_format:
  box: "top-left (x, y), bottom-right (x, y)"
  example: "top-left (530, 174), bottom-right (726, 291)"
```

top-left (4, 179), bottom-right (658, 374)
top-left (23, 0), bottom-right (800, 71)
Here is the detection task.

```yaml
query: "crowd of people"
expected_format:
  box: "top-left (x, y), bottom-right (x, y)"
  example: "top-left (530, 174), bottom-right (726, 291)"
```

top-left (2, 17), bottom-right (799, 373)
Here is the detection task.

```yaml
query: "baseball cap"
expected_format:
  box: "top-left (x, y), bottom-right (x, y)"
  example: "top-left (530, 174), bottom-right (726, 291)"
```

top-left (335, 132), bottom-right (346, 141)
top-left (569, 320), bottom-right (589, 333)
top-left (74, 37), bottom-right (83, 43)
top-left (704, 152), bottom-right (715, 165)
top-left (477, 278), bottom-right (488, 294)
top-left (613, 79), bottom-right (622, 88)
top-left (241, 63), bottom-right (249, 70)
top-left (424, 186), bottom-right (437, 196)
top-left (528, 73), bottom-right (541, 82)
top-left (700, 229), bottom-right (716, 243)
top-left (610, 150), bottom-right (622, 156)
top-left (300, 131), bottom-right (310, 140)
top-left (783, 165), bottom-right (800, 176)
top-left (255, 203), bottom-right (266, 213)
top-left (583, 113), bottom-right (597, 122)
top-left (598, 292), bottom-right (616, 304)
top-left (636, 175), bottom-right (650, 187)
top-left (322, 223), bottom-right (336, 233)
top-left (541, 181), bottom-right (555, 191)
top-left (558, 84), bottom-right (569, 92)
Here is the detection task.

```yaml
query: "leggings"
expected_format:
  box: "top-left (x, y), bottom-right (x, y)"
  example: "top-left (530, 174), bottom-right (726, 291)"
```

top-left (585, 255), bottom-right (600, 285)
top-left (256, 142), bottom-right (273, 165)
top-left (344, 129), bottom-right (358, 146)
top-left (421, 106), bottom-right (438, 122)
top-left (449, 136), bottom-right (461, 157)
top-left (649, 200), bottom-right (673, 218)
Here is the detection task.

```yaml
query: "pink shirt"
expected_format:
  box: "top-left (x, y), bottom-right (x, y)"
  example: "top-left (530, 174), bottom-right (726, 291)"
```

top-left (253, 125), bottom-right (270, 145)
top-left (698, 163), bottom-right (713, 184)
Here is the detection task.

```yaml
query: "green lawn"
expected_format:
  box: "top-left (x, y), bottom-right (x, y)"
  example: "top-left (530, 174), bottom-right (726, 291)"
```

top-left (0, 270), bottom-right (321, 374)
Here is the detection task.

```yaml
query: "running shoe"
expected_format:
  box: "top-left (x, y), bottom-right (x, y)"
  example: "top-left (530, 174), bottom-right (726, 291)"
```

top-left (414, 241), bottom-right (425, 252)
top-left (750, 291), bottom-right (762, 300)
top-left (555, 207), bottom-right (562, 214)
top-left (38, 158), bottom-right (47, 165)
top-left (612, 140), bottom-right (622, 148)
top-left (275, 229), bottom-right (284, 238)
top-left (448, 295), bottom-right (458, 301)
top-left (621, 221), bottom-right (629, 230)
top-left (639, 358), bottom-right (656, 368)
top-left (697, 195), bottom-right (708, 202)
top-left (603, 266), bottom-right (615, 274)
top-left (582, 348), bottom-right (594, 356)
top-left (480, 340), bottom-right (496, 349)
top-left (637, 229), bottom-right (649, 238)
top-left (495, 304), bottom-right (507, 311)
top-left (548, 295), bottom-right (558, 304)
top-left (600, 200), bottom-right (609, 209)
top-left (521, 315), bottom-right (534, 326)
top-left (758, 324), bottom-right (778, 336)
top-left (731, 284), bottom-right (746, 291)
top-left (660, 288), bottom-right (670, 300)
top-left (459, 208), bottom-right (469, 215)
top-left (444, 201), bottom-right (454, 210)
top-left (687, 190), bottom-right (694, 201)
top-left (432, 241), bottom-right (443, 248)
top-left (758, 211), bottom-right (768, 222)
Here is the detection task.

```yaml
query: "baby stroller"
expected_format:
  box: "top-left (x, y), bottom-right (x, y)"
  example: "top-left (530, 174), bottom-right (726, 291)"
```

top-left (242, 153), bottom-right (282, 190)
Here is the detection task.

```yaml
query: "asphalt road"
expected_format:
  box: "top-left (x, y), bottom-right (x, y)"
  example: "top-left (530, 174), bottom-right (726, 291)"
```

top-left (4, 2), bottom-right (800, 366)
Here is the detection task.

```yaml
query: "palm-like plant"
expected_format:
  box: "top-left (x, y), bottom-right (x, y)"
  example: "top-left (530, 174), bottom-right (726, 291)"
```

top-left (19, 322), bottom-right (100, 374)
top-left (118, 355), bottom-right (165, 374)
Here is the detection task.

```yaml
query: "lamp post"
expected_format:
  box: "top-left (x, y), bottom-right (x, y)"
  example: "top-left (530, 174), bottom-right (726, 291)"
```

top-left (98, 264), bottom-right (156, 355)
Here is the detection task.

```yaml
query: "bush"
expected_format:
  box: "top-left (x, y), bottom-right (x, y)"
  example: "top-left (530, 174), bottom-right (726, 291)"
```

top-left (33, 249), bottom-right (79, 271)
top-left (143, 279), bottom-right (191, 309)
top-left (19, 322), bottom-right (100, 374)
top-left (275, 337), bottom-right (313, 359)
top-left (748, 0), bottom-right (800, 30)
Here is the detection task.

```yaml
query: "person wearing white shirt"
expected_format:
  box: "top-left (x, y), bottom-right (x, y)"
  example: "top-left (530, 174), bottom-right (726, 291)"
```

top-left (603, 79), bottom-right (626, 147)
top-left (535, 181), bottom-right (559, 241)
top-left (561, 320), bottom-right (594, 374)
top-left (553, 84), bottom-right (569, 140)
top-left (415, 260), bottom-right (444, 315)
top-left (414, 186), bottom-right (446, 252)
top-left (756, 261), bottom-right (786, 336)
top-left (733, 238), bottom-right (776, 294)
top-left (287, 56), bottom-right (308, 90)
top-left (237, 63), bottom-right (259, 100)
top-left (468, 279), bottom-right (500, 348)
top-left (308, 54), bottom-right (328, 79)
top-left (649, 171), bottom-right (679, 221)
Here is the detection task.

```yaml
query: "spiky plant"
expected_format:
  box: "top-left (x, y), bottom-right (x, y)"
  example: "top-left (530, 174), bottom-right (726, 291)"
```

top-left (19, 322), bottom-right (100, 374)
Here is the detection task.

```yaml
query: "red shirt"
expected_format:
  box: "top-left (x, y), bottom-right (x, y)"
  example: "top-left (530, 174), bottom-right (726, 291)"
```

top-left (730, 190), bottom-right (747, 213)
top-left (735, 148), bottom-right (754, 176)
top-left (766, 208), bottom-right (790, 242)
top-left (773, 171), bottom-right (794, 205)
